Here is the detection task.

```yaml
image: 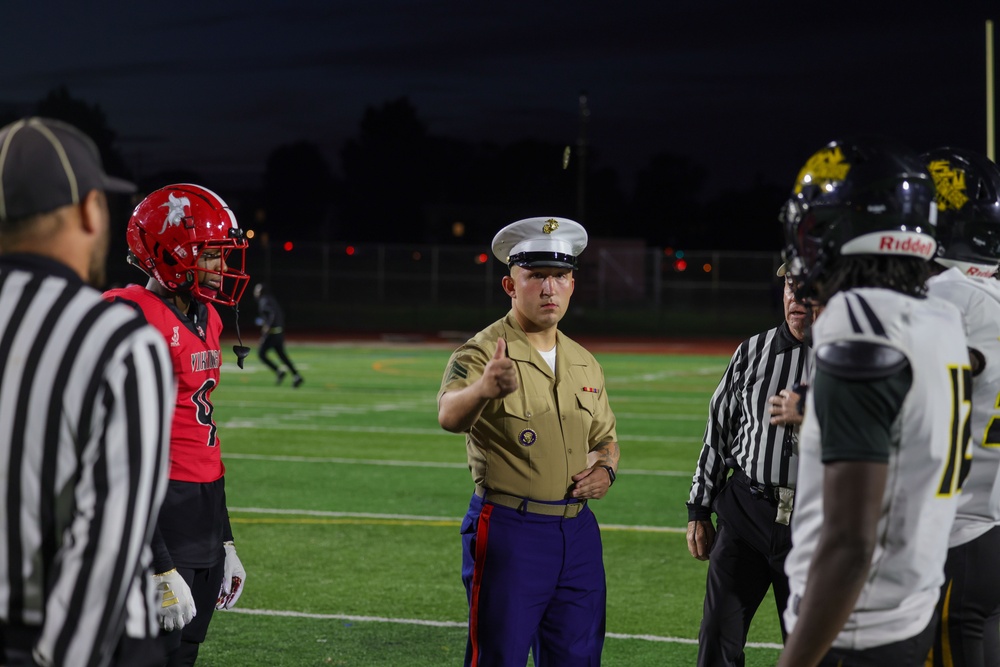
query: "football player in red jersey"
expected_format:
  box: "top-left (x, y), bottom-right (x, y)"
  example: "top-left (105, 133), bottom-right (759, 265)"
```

top-left (104, 183), bottom-right (251, 666)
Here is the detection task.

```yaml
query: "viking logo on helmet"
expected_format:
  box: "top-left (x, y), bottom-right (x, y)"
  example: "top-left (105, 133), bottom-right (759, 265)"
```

top-left (159, 193), bottom-right (192, 233)
top-left (793, 146), bottom-right (851, 195)
top-left (927, 160), bottom-right (970, 211)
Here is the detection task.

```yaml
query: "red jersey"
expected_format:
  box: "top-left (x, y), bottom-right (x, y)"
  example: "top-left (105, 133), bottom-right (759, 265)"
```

top-left (104, 285), bottom-right (225, 483)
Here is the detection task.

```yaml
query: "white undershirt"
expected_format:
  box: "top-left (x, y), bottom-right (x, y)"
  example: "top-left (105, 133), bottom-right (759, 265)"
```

top-left (538, 345), bottom-right (557, 372)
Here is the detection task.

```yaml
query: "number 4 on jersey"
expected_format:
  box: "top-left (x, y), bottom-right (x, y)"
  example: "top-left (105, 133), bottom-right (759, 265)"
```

top-left (191, 379), bottom-right (219, 447)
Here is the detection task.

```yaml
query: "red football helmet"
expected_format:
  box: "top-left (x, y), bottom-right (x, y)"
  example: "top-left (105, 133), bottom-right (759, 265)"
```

top-left (127, 184), bottom-right (250, 306)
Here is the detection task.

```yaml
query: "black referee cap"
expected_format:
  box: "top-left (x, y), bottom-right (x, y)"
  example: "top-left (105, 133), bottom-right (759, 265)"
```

top-left (0, 117), bottom-right (135, 223)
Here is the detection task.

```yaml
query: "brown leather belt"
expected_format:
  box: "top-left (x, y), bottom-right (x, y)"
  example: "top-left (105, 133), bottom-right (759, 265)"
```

top-left (475, 486), bottom-right (586, 518)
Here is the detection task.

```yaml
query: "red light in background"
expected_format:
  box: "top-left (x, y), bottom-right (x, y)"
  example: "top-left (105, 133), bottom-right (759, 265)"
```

top-left (345, 246), bottom-right (355, 256)
top-left (674, 259), bottom-right (688, 272)
top-left (703, 263), bottom-right (712, 273)
top-left (283, 241), bottom-right (293, 252)
top-left (663, 246), bottom-right (674, 256)
top-left (475, 253), bottom-right (489, 264)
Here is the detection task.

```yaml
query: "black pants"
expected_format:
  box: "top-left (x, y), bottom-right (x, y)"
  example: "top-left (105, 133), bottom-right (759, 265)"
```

top-left (818, 612), bottom-right (938, 666)
top-left (157, 561), bottom-right (225, 667)
top-left (927, 525), bottom-right (1000, 667)
top-left (258, 333), bottom-right (297, 376)
top-left (697, 471), bottom-right (792, 667)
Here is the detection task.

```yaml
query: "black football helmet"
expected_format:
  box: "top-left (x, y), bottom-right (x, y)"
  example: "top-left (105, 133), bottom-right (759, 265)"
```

top-left (922, 147), bottom-right (1000, 278)
top-left (779, 137), bottom-right (938, 295)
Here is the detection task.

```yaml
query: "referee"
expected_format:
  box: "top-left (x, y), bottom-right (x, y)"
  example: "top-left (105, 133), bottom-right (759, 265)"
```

top-left (0, 118), bottom-right (174, 667)
top-left (686, 265), bottom-right (814, 667)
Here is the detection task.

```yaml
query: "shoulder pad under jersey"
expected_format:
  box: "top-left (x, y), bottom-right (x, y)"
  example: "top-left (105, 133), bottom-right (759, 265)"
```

top-left (815, 340), bottom-right (908, 380)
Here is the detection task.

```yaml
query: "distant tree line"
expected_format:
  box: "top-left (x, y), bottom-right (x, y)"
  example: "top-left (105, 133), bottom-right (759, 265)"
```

top-left (2, 87), bottom-right (786, 252)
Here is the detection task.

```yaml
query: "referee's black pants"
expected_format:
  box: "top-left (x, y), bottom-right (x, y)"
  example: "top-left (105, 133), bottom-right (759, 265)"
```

top-left (697, 470), bottom-right (791, 667)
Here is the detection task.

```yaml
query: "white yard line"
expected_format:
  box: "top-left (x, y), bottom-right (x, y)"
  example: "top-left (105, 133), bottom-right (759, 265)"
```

top-left (229, 506), bottom-right (687, 534)
top-left (219, 421), bottom-right (699, 445)
top-left (226, 607), bottom-right (782, 650)
top-left (223, 452), bottom-right (694, 477)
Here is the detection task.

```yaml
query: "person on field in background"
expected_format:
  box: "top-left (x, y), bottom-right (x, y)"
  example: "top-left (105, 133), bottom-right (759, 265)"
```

top-left (104, 183), bottom-right (252, 666)
top-left (687, 262), bottom-right (815, 666)
top-left (252, 282), bottom-right (303, 387)
top-left (438, 216), bottom-right (619, 667)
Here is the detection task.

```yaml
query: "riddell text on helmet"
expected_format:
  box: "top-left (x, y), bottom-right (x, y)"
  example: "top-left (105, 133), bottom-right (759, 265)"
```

top-left (878, 235), bottom-right (935, 258)
top-left (966, 265), bottom-right (996, 277)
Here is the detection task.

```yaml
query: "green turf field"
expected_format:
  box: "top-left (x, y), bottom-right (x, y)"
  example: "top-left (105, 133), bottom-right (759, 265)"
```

top-left (199, 342), bottom-right (784, 666)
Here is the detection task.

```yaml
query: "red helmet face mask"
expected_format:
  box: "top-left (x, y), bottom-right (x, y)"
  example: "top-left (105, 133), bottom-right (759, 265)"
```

top-left (127, 184), bottom-right (250, 306)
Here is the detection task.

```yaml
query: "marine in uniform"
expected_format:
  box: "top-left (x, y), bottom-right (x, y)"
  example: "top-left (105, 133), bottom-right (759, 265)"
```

top-left (922, 148), bottom-right (1000, 667)
top-left (104, 184), bottom-right (251, 666)
top-left (687, 262), bottom-right (814, 667)
top-left (438, 217), bottom-right (620, 667)
top-left (777, 139), bottom-right (971, 667)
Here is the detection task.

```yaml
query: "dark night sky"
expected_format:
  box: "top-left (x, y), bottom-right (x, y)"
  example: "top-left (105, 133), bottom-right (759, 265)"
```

top-left (2, 1), bottom-right (996, 197)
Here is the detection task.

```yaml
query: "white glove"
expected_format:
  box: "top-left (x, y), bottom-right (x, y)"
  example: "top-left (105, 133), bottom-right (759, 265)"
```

top-left (216, 541), bottom-right (246, 610)
top-left (153, 568), bottom-right (196, 632)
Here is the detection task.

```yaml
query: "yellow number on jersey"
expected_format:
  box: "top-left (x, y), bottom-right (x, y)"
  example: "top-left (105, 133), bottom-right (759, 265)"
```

top-left (938, 365), bottom-right (973, 497)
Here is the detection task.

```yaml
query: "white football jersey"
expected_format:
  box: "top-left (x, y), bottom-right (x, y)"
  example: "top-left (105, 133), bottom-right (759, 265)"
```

top-left (785, 287), bottom-right (970, 649)
top-left (927, 267), bottom-right (1000, 547)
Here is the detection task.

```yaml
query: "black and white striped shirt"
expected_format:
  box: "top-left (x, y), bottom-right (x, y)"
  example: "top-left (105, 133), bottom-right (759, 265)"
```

top-left (687, 321), bottom-right (810, 521)
top-left (0, 254), bottom-right (173, 667)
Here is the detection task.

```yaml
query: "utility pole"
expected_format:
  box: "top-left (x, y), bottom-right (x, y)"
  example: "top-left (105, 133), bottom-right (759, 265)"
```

top-left (987, 20), bottom-right (995, 161)
top-left (577, 90), bottom-right (589, 224)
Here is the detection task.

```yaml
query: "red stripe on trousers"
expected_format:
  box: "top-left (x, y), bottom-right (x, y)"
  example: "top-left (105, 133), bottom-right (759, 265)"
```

top-left (469, 503), bottom-right (493, 667)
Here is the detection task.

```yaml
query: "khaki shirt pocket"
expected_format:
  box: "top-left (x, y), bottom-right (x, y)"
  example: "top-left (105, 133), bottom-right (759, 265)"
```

top-left (499, 392), bottom-right (552, 449)
top-left (575, 391), bottom-right (598, 415)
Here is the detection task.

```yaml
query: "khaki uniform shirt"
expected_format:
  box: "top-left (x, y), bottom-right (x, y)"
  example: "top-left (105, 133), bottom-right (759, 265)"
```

top-left (438, 311), bottom-right (617, 501)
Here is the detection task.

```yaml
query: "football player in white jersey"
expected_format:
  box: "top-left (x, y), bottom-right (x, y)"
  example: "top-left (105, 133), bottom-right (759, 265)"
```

top-left (923, 148), bottom-right (1000, 667)
top-left (776, 138), bottom-right (972, 667)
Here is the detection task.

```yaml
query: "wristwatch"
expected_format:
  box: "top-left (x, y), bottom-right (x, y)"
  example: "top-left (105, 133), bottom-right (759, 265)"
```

top-left (601, 465), bottom-right (616, 486)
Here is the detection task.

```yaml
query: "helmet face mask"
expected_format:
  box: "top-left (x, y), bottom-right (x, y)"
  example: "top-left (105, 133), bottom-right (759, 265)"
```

top-left (780, 138), bottom-right (938, 298)
top-left (127, 184), bottom-right (250, 306)
top-left (924, 148), bottom-right (1000, 277)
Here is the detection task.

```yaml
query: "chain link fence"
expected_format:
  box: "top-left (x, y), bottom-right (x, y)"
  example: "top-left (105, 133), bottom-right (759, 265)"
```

top-left (240, 241), bottom-right (787, 339)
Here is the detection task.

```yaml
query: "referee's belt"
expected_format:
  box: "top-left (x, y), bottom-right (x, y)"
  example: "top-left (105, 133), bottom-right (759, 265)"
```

top-left (475, 485), bottom-right (586, 518)
top-left (733, 469), bottom-right (789, 504)
top-left (732, 469), bottom-right (796, 525)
